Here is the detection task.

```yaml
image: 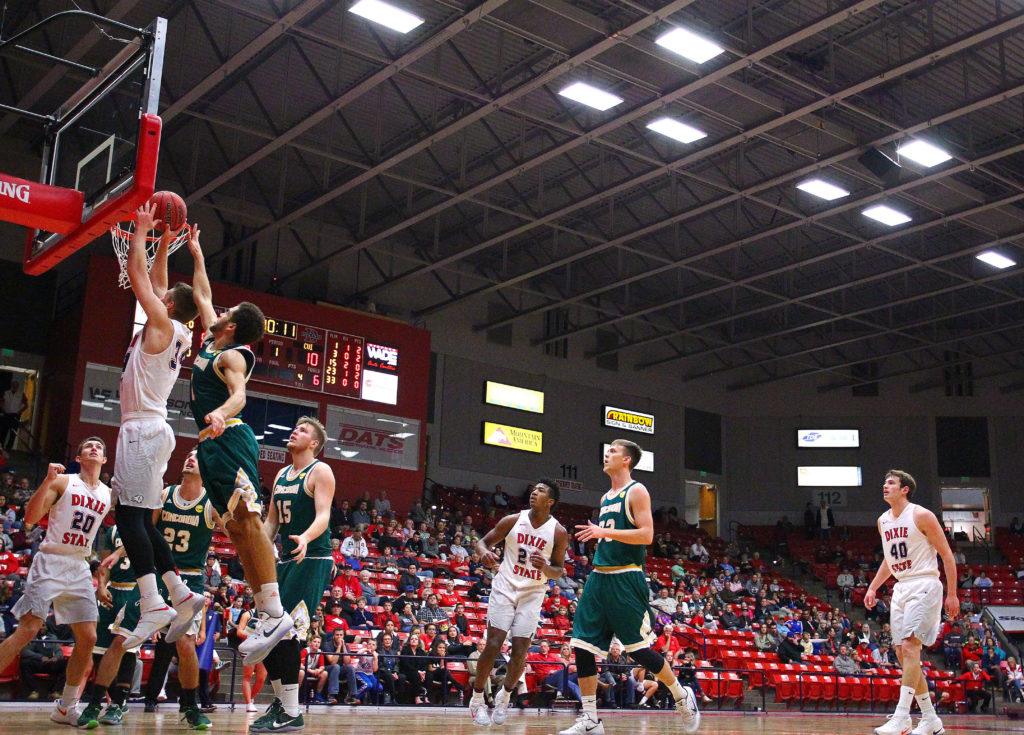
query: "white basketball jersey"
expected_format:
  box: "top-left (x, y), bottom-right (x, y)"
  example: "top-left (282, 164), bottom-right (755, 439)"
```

top-left (39, 474), bottom-right (111, 557)
top-left (492, 510), bottom-right (557, 596)
top-left (120, 319), bottom-right (192, 421)
top-left (879, 503), bottom-right (939, 581)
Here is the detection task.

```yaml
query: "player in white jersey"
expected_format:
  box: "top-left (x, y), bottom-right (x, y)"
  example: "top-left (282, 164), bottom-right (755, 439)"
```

top-left (469, 479), bottom-right (568, 727)
top-left (866, 470), bottom-right (959, 735)
top-left (0, 437), bottom-right (111, 724)
top-left (114, 202), bottom-right (206, 650)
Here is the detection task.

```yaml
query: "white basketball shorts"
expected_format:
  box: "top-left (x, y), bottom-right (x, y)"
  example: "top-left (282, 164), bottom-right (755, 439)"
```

top-left (12, 551), bottom-right (98, 624)
top-left (113, 417), bottom-right (175, 509)
top-left (890, 575), bottom-right (943, 646)
top-left (486, 585), bottom-right (545, 639)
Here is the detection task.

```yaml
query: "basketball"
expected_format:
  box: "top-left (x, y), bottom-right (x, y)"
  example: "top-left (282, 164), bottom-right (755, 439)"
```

top-left (149, 190), bottom-right (187, 232)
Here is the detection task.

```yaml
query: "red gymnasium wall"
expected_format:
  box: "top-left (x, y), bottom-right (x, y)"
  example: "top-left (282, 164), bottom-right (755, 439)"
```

top-left (63, 256), bottom-right (430, 511)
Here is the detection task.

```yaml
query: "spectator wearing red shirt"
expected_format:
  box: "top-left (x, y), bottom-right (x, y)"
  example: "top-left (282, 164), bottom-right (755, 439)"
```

top-left (654, 623), bottom-right (682, 662)
top-left (552, 605), bottom-right (572, 632)
top-left (961, 636), bottom-right (983, 671)
top-left (526, 640), bottom-right (563, 680)
top-left (374, 600), bottom-right (399, 629)
top-left (437, 579), bottom-right (461, 609)
top-left (957, 662), bottom-right (992, 711)
top-left (324, 602), bottom-right (350, 636)
top-left (0, 542), bottom-right (19, 580)
top-left (542, 587), bottom-right (568, 616)
top-left (331, 538), bottom-right (346, 569)
top-left (333, 564), bottom-right (363, 608)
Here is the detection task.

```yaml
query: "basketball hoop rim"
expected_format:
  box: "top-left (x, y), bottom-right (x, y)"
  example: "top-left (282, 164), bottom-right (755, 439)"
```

top-left (110, 219), bottom-right (193, 240)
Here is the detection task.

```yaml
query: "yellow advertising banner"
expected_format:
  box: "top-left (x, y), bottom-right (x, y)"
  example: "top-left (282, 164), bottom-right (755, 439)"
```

top-left (482, 421), bottom-right (543, 453)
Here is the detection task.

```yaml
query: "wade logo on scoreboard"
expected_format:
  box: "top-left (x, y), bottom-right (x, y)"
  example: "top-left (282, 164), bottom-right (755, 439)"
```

top-left (366, 343), bottom-right (399, 372)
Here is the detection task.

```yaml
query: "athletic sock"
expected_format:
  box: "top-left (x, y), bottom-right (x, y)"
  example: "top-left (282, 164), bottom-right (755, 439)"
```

top-left (256, 583), bottom-right (284, 618)
top-left (916, 692), bottom-right (936, 717)
top-left (180, 688), bottom-right (197, 709)
top-left (271, 679), bottom-right (283, 698)
top-left (668, 679), bottom-right (686, 701)
top-left (470, 688), bottom-right (484, 705)
top-left (281, 683), bottom-right (300, 717)
top-left (581, 694), bottom-right (598, 720)
top-left (495, 686), bottom-right (510, 704)
top-left (62, 683), bottom-right (80, 709)
top-left (88, 683), bottom-right (108, 707)
top-left (111, 686), bottom-right (130, 707)
top-left (161, 571), bottom-right (192, 606)
top-left (895, 685), bottom-right (916, 717)
top-left (137, 573), bottom-right (166, 612)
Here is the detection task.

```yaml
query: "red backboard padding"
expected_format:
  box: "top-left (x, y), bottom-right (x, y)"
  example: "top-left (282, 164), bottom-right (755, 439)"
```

top-left (0, 172), bottom-right (84, 233)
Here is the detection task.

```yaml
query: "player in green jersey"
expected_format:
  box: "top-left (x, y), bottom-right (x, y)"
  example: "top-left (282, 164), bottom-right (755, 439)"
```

top-left (562, 439), bottom-right (700, 735)
top-left (251, 417), bottom-right (336, 733)
top-left (144, 448), bottom-right (220, 728)
top-left (187, 231), bottom-right (292, 666)
top-left (76, 526), bottom-right (141, 728)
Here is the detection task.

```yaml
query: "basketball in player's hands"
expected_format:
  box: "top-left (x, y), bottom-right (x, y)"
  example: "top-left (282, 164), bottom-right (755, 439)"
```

top-left (148, 190), bottom-right (187, 232)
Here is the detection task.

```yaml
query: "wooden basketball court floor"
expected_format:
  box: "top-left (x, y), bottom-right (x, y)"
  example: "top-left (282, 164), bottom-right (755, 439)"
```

top-left (1, 703), bottom-right (1019, 735)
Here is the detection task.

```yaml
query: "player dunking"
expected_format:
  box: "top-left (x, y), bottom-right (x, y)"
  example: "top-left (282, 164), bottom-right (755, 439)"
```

top-left (251, 417), bottom-right (336, 733)
top-left (117, 202), bottom-right (205, 649)
top-left (0, 438), bottom-right (111, 724)
top-left (564, 439), bottom-right (699, 735)
top-left (187, 230), bottom-right (293, 664)
top-left (866, 470), bottom-right (958, 735)
top-left (469, 478), bottom-right (568, 727)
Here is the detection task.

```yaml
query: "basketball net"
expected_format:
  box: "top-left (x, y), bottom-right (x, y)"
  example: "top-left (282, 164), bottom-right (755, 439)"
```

top-left (110, 220), bottom-right (191, 289)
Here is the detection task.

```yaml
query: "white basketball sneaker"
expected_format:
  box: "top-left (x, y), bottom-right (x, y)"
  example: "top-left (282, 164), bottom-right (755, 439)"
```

top-left (558, 713), bottom-right (604, 735)
top-left (491, 690), bottom-right (510, 725)
top-left (123, 604), bottom-right (176, 649)
top-left (239, 610), bottom-right (294, 666)
top-left (469, 700), bottom-right (491, 727)
top-left (675, 685), bottom-right (701, 734)
top-left (50, 699), bottom-right (79, 725)
top-left (874, 715), bottom-right (913, 735)
top-left (165, 591), bottom-right (206, 643)
top-left (912, 715), bottom-right (944, 735)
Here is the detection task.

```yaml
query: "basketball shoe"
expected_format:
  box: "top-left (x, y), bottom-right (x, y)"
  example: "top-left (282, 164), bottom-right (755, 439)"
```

top-left (239, 610), bottom-right (294, 666)
top-left (491, 687), bottom-right (510, 725)
top-left (181, 705), bottom-right (212, 730)
top-left (469, 700), bottom-right (491, 727)
top-left (98, 704), bottom-right (126, 726)
top-left (912, 715), bottom-right (944, 735)
top-left (50, 699), bottom-right (79, 725)
top-left (674, 685), bottom-right (701, 734)
top-left (557, 713), bottom-right (604, 735)
top-left (166, 591), bottom-right (207, 643)
top-left (874, 715), bottom-right (913, 735)
top-left (250, 698), bottom-right (284, 732)
top-left (76, 702), bottom-right (103, 729)
top-left (123, 604), bottom-right (177, 648)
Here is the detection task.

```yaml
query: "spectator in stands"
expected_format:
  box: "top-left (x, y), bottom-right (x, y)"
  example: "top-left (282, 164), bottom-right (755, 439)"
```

top-left (19, 622), bottom-right (67, 699)
top-left (468, 574), bottom-right (491, 603)
top-left (302, 635), bottom-right (331, 703)
top-left (350, 597), bottom-right (376, 631)
top-left (322, 627), bottom-right (360, 705)
top-left (958, 661), bottom-right (993, 712)
top-left (399, 632), bottom-right (429, 704)
top-left (688, 540), bottom-right (709, 564)
top-left (201, 553), bottom-right (221, 593)
top-left (974, 570), bottom-right (994, 588)
top-left (373, 490), bottom-right (391, 516)
top-left (778, 630), bottom-right (803, 664)
top-left (833, 644), bottom-right (859, 674)
top-left (436, 578), bottom-right (459, 610)
top-left (398, 602), bottom-right (419, 632)
top-left (876, 622), bottom-right (893, 650)
top-left (1005, 656), bottom-right (1023, 702)
top-left (803, 502), bottom-right (816, 539)
top-left (332, 498), bottom-right (354, 532)
top-left (1010, 517), bottom-right (1024, 536)
top-left (962, 634), bottom-right (983, 671)
top-left (341, 531), bottom-right (369, 569)
top-left (958, 569), bottom-right (974, 589)
top-left (951, 546), bottom-right (966, 566)
top-left (542, 586), bottom-right (569, 618)
top-left (377, 520), bottom-right (403, 554)
top-left (419, 594), bottom-right (449, 628)
top-left (816, 499), bottom-right (835, 540)
top-left (398, 564), bottom-right (422, 595)
top-left (798, 631), bottom-right (815, 657)
top-left (597, 641), bottom-right (631, 708)
top-left (980, 636), bottom-right (1006, 680)
top-left (820, 628), bottom-right (841, 657)
top-left (654, 623), bottom-right (682, 663)
top-left (650, 587), bottom-right (677, 617)
top-left (358, 569), bottom-right (379, 606)
top-left (872, 642), bottom-right (896, 666)
top-left (376, 633), bottom-right (400, 703)
top-left (836, 569), bottom-right (855, 603)
top-left (943, 623), bottom-right (966, 668)
top-left (351, 500), bottom-right (371, 530)
top-left (409, 499), bottom-right (428, 525)
top-left (421, 532), bottom-right (441, 560)
top-left (450, 602), bottom-right (469, 635)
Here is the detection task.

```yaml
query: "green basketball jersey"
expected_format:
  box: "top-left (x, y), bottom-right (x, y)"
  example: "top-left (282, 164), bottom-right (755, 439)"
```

top-left (158, 484), bottom-right (217, 573)
top-left (106, 526), bottom-right (136, 587)
top-left (591, 481), bottom-right (647, 569)
top-left (273, 460), bottom-right (331, 559)
top-left (189, 335), bottom-right (255, 431)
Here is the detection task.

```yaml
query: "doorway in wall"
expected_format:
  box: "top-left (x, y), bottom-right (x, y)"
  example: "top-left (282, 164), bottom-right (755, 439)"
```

top-left (940, 486), bottom-right (990, 546)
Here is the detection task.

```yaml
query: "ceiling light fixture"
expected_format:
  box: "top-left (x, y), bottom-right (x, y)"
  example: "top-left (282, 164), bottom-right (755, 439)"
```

top-left (976, 250), bottom-right (1016, 269)
top-left (557, 81), bottom-right (623, 111)
top-left (897, 139), bottom-right (952, 168)
top-left (862, 204), bottom-right (911, 226)
top-left (796, 179), bottom-right (850, 201)
top-left (349, 0), bottom-right (424, 33)
top-left (646, 117), bottom-right (706, 144)
top-left (655, 28), bottom-right (724, 64)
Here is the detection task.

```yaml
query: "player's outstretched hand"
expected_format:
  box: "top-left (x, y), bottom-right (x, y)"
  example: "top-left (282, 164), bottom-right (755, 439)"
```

top-left (46, 463), bottom-right (66, 482)
top-left (944, 592), bottom-right (960, 620)
top-left (481, 550), bottom-right (500, 568)
top-left (135, 201), bottom-right (158, 232)
top-left (100, 552), bottom-right (122, 571)
top-left (187, 224), bottom-right (203, 258)
top-left (289, 535), bottom-right (308, 564)
top-left (574, 521), bottom-right (604, 542)
top-left (97, 586), bottom-right (113, 608)
top-left (205, 409), bottom-right (227, 437)
top-left (529, 550), bottom-right (546, 570)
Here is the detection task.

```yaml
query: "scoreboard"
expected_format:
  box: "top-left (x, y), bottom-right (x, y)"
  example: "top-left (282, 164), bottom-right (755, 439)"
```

top-left (182, 311), bottom-right (398, 404)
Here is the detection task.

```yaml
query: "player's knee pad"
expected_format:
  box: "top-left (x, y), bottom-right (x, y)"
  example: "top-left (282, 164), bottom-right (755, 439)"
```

top-left (628, 647), bottom-right (666, 675)
top-left (573, 647), bottom-right (598, 678)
